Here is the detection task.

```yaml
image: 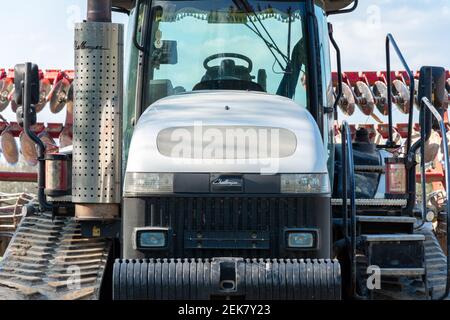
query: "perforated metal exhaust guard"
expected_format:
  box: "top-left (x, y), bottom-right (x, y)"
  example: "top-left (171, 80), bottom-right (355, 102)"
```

top-left (73, 22), bottom-right (123, 214)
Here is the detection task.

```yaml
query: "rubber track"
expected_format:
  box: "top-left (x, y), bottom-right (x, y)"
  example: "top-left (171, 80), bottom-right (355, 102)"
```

top-left (421, 227), bottom-right (448, 299)
top-left (0, 214), bottom-right (111, 300)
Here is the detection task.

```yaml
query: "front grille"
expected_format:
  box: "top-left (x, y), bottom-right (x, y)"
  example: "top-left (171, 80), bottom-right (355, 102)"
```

top-left (142, 196), bottom-right (330, 259)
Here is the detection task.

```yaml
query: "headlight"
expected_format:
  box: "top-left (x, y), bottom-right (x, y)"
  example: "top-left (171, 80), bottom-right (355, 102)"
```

top-left (285, 229), bottom-right (318, 249)
top-left (288, 233), bottom-right (314, 248)
top-left (124, 173), bottom-right (174, 195)
top-left (280, 174), bottom-right (330, 194)
top-left (134, 228), bottom-right (170, 250)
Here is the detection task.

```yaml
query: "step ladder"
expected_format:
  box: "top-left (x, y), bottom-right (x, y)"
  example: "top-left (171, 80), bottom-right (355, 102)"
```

top-left (357, 216), bottom-right (416, 234)
top-left (360, 234), bottom-right (426, 277)
top-left (331, 198), bottom-right (407, 208)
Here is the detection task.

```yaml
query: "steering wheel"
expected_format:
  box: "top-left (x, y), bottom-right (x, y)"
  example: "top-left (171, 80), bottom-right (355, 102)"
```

top-left (203, 53), bottom-right (253, 73)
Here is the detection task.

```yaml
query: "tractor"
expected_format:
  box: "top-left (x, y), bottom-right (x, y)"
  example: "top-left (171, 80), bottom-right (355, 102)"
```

top-left (0, 0), bottom-right (448, 300)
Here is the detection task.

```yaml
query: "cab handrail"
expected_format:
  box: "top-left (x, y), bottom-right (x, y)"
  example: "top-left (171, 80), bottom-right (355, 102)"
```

top-left (341, 121), bottom-right (359, 297)
top-left (385, 33), bottom-right (415, 151)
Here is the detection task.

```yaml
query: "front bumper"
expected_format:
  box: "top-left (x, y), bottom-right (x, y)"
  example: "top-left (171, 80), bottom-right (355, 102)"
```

top-left (113, 258), bottom-right (341, 300)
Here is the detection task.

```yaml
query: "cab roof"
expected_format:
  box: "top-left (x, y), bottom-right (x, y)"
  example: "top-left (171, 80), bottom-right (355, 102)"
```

top-left (112, 0), bottom-right (356, 14)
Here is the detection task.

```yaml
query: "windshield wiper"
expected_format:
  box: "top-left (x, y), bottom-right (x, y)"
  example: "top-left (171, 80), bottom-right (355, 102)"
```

top-left (232, 0), bottom-right (291, 71)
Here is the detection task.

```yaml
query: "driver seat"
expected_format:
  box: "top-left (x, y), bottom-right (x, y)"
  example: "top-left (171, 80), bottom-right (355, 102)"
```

top-left (195, 59), bottom-right (264, 92)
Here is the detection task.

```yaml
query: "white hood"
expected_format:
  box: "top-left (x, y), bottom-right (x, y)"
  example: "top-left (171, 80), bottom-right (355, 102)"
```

top-left (126, 91), bottom-right (328, 174)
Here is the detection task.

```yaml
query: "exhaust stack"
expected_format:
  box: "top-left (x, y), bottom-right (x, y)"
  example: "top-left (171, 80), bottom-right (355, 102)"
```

top-left (73, 2), bottom-right (123, 221)
top-left (87, 0), bottom-right (112, 22)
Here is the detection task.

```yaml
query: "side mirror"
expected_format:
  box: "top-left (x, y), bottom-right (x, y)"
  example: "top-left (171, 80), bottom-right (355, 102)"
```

top-left (14, 63), bottom-right (40, 106)
top-left (418, 66), bottom-right (447, 140)
top-left (14, 63), bottom-right (40, 128)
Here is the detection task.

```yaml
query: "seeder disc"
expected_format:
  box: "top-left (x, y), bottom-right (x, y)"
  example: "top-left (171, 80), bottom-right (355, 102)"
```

top-left (355, 81), bottom-right (375, 116)
top-left (392, 80), bottom-right (410, 114)
top-left (49, 78), bottom-right (71, 114)
top-left (35, 79), bottom-right (52, 113)
top-left (373, 81), bottom-right (388, 115)
top-left (424, 130), bottom-right (441, 163)
top-left (0, 78), bottom-right (13, 112)
top-left (1, 127), bottom-right (19, 165)
top-left (412, 128), bottom-right (441, 163)
top-left (339, 83), bottom-right (356, 116)
top-left (19, 131), bottom-right (38, 166)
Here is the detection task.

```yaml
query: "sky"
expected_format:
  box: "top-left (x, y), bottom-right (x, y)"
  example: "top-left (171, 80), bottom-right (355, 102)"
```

top-left (0, 1), bottom-right (128, 70)
top-left (0, 0), bottom-right (448, 71)
top-left (328, 0), bottom-right (450, 72)
top-left (0, 0), bottom-right (449, 125)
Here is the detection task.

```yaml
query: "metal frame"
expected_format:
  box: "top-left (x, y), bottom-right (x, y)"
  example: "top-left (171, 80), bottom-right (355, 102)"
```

top-left (0, 172), bottom-right (37, 183)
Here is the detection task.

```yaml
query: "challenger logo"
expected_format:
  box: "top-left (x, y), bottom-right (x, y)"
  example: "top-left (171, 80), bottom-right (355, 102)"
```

top-left (211, 175), bottom-right (243, 192)
top-left (75, 41), bottom-right (109, 53)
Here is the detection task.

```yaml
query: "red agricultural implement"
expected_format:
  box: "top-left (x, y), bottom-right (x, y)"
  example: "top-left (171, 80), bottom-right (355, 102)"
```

top-left (1, 68), bottom-right (449, 189)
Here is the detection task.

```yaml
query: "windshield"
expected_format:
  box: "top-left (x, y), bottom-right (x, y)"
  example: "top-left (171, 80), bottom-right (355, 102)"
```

top-left (143, 0), bottom-right (308, 107)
